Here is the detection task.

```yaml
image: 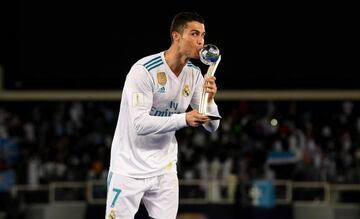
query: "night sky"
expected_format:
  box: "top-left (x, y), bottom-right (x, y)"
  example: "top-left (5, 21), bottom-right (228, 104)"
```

top-left (2, 1), bottom-right (357, 90)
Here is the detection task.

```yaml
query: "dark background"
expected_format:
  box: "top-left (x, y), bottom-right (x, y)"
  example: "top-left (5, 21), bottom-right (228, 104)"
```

top-left (1, 1), bottom-right (357, 90)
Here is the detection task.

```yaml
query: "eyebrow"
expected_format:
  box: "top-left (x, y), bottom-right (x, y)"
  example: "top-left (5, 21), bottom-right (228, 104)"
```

top-left (190, 29), bottom-right (206, 35)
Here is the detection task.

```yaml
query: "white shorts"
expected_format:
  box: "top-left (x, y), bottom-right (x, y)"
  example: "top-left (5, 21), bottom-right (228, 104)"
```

top-left (105, 171), bottom-right (179, 219)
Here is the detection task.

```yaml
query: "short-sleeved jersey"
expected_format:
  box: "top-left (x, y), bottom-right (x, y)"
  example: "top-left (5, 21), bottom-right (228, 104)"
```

top-left (109, 51), bottom-right (220, 178)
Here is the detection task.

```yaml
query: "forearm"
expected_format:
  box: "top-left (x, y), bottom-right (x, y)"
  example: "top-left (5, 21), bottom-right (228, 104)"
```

top-left (133, 112), bottom-right (187, 135)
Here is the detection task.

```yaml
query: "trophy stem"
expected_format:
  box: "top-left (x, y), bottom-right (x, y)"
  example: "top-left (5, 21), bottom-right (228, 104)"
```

top-left (206, 55), bottom-right (221, 77)
top-left (199, 89), bottom-right (209, 114)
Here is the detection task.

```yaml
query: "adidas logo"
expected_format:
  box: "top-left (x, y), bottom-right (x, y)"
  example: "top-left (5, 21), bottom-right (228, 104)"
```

top-left (158, 87), bottom-right (166, 93)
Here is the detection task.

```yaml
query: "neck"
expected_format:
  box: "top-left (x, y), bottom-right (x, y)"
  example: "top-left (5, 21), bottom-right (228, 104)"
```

top-left (164, 46), bottom-right (188, 76)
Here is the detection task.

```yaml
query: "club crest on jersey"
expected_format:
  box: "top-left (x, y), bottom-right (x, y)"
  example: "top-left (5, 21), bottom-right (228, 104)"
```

top-left (157, 72), bottom-right (167, 86)
top-left (182, 84), bottom-right (190, 97)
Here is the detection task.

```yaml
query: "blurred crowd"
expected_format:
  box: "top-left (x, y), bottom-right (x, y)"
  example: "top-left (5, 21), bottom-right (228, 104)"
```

top-left (1, 100), bottom-right (360, 194)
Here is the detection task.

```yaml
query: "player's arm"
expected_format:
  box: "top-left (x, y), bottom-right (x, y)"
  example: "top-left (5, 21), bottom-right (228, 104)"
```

top-left (124, 64), bottom-right (187, 135)
top-left (191, 72), bottom-right (220, 133)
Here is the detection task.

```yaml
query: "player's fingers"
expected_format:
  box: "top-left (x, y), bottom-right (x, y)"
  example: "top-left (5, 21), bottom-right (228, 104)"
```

top-left (205, 75), bottom-right (216, 81)
top-left (206, 86), bottom-right (217, 93)
top-left (204, 83), bottom-right (216, 90)
top-left (197, 115), bottom-right (209, 122)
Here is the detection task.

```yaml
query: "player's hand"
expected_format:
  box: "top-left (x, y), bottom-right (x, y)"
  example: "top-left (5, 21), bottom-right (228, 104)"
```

top-left (203, 75), bottom-right (217, 103)
top-left (186, 109), bottom-right (209, 127)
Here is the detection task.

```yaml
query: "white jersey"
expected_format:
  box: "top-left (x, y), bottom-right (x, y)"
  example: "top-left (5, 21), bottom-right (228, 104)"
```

top-left (110, 51), bottom-right (220, 178)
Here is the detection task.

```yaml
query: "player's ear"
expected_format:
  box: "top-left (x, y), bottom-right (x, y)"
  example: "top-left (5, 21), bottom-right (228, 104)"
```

top-left (172, 31), bottom-right (180, 42)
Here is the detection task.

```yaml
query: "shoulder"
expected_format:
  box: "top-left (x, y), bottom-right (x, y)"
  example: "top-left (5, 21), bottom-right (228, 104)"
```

top-left (186, 60), bottom-right (201, 72)
top-left (136, 52), bottom-right (164, 72)
top-left (185, 60), bottom-right (203, 84)
top-left (127, 53), bottom-right (163, 85)
top-left (185, 60), bottom-right (202, 79)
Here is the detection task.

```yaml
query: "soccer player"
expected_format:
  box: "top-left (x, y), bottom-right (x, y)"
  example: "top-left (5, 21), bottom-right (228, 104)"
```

top-left (105, 11), bottom-right (220, 219)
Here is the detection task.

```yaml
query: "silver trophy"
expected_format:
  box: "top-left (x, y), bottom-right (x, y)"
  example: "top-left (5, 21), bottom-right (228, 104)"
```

top-left (199, 44), bottom-right (222, 120)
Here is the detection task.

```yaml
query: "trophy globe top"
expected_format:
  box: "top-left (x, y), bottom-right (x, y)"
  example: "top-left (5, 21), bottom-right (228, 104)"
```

top-left (199, 44), bottom-right (220, 65)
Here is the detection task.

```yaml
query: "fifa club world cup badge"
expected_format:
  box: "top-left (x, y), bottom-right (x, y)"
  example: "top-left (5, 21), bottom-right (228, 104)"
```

top-left (182, 84), bottom-right (190, 97)
top-left (157, 72), bottom-right (167, 86)
top-left (108, 209), bottom-right (116, 219)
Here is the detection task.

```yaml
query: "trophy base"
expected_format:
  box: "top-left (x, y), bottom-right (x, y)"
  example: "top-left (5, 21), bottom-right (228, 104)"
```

top-left (206, 113), bottom-right (222, 120)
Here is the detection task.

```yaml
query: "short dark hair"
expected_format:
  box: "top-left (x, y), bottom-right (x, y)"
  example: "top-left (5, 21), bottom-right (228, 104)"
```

top-left (170, 12), bottom-right (204, 40)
